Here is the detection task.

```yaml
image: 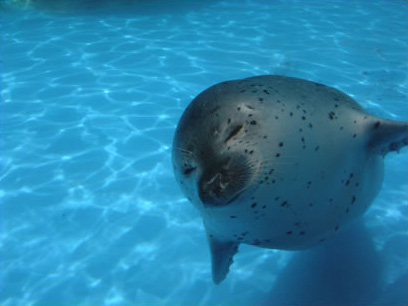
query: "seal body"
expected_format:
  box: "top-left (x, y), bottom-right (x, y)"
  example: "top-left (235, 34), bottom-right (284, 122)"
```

top-left (172, 75), bottom-right (407, 284)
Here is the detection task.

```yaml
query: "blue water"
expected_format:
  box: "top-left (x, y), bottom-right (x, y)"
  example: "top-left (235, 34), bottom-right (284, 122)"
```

top-left (0, 1), bottom-right (407, 305)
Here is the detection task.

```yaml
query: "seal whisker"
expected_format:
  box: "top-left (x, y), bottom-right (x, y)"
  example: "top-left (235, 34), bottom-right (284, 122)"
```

top-left (175, 147), bottom-right (194, 158)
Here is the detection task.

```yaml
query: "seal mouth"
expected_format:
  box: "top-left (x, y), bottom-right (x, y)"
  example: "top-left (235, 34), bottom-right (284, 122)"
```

top-left (226, 190), bottom-right (244, 204)
top-left (198, 187), bottom-right (244, 207)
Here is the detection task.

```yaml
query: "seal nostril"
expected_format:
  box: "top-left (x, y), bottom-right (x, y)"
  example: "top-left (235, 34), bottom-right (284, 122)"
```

top-left (207, 173), bottom-right (221, 185)
top-left (199, 172), bottom-right (224, 205)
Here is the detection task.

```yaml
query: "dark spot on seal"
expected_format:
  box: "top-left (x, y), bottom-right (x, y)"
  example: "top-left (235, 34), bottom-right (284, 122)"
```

top-left (351, 196), bottom-right (356, 204)
top-left (301, 137), bottom-right (306, 149)
top-left (230, 216), bottom-right (237, 219)
top-left (280, 201), bottom-right (288, 207)
top-left (251, 202), bottom-right (257, 208)
top-left (286, 231), bottom-right (293, 235)
top-left (279, 142), bottom-right (284, 147)
top-left (329, 111), bottom-right (335, 120)
top-left (263, 89), bottom-right (270, 95)
top-left (250, 120), bottom-right (257, 125)
top-left (345, 172), bottom-right (354, 186)
top-left (373, 121), bottom-right (380, 129)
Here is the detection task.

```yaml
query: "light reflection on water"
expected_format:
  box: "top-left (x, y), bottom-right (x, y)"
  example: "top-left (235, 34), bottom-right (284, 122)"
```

top-left (0, 1), bottom-right (407, 305)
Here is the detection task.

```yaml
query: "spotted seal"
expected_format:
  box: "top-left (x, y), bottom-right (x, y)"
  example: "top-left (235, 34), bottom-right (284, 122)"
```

top-left (172, 75), bottom-right (407, 284)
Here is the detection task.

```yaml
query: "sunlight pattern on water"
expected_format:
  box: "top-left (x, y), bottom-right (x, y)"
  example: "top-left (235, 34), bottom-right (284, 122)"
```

top-left (0, 1), bottom-right (407, 305)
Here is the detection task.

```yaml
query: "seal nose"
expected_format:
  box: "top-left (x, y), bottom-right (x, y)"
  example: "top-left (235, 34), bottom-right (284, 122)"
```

top-left (198, 169), bottom-right (233, 206)
top-left (198, 172), bottom-right (227, 206)
top-left (197, 154), bottom-right (251, 207)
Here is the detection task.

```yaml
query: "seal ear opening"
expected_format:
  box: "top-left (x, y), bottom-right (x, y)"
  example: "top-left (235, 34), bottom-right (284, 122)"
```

top-left (207, 234), bottom-right (240, 284)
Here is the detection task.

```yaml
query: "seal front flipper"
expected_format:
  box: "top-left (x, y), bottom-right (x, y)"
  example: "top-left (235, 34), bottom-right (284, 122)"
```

top-left (207, 234), bottom-right (239, 284)
top-left (368, 118), bottom-right (408, 155)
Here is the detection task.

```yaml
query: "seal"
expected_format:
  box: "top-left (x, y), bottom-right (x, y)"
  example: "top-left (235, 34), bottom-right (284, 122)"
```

top-left (172, 75), bottom-right (408, 284)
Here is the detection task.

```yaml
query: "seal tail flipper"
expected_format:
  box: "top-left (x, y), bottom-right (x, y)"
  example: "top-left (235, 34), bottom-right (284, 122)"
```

top-left (207, 235), bottom-right (239, 284)
top-left (368, 118), bottom-right (408, 155)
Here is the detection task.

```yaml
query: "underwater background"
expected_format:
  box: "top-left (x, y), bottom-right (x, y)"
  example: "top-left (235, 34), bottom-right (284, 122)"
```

top-left (0, 0), bottom-right (407, 305)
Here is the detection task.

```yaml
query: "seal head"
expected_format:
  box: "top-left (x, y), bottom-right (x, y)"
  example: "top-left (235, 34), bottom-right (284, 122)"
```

top-left (173, 80), bottom-right (265, 209)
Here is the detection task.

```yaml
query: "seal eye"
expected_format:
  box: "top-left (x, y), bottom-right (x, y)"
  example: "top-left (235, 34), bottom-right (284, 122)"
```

top-left (224, 125), bottom-right (243, 143)
top-left (183, 167), bottom-right (196, 176)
